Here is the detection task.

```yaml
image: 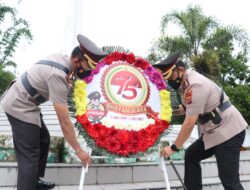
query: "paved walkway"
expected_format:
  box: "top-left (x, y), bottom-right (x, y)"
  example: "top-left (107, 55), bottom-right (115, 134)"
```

top-left (0, 186), bottom-right (92, 190)
top-left (2, 175), bottom-right (250, 190)
top-left (0, 181), bottom-right (172, 190)
top-left (0, 184), bottom-right (164, 190)
top-left (0, 186), bottom-right (94, 190)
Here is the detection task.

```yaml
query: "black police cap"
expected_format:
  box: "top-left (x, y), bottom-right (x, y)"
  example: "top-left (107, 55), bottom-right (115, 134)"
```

top-left (153, 51), bottom-right (180, 71)
top-left (77, 34), bottom-right (108, 63)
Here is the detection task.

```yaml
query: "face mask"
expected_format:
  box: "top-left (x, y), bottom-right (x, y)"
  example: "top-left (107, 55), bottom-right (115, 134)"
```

top-left (76, 65), bottom-right (91, 79)
top-left (168, 72), bottom-right (183, 90)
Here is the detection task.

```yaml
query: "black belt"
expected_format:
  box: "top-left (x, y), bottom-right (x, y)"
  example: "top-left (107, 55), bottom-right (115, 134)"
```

top-left (21, 72), bottom-right (47, 104)
top-left (198, 100), bottom-right (232, 125)
top-left (20, 60), bottom-right (70, 105)
top-left (219, 100), bottom-right (231, 112)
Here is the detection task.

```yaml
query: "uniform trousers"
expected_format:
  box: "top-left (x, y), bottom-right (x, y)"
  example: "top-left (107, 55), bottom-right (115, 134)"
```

top-left (6, 113), bottom-right (50, 190)
top-left (184, 130), bottom-right (245, 190)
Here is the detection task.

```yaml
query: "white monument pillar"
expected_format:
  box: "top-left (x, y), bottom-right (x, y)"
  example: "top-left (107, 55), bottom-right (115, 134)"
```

top-left (61, 0), bottom-right (84, 55)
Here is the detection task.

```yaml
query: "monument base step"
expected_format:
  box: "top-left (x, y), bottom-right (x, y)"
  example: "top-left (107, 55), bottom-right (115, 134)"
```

top-left (1, 151), bottom-right (250, 189)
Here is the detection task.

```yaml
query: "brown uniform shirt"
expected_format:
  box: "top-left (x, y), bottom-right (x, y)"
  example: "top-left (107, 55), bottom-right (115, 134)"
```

top-left (181, 70), bottom-right (248, 149)
top-left (1, 54), bottom-right (72, 127)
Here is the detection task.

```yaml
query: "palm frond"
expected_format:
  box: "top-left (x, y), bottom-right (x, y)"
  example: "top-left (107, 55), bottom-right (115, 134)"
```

top-left (101, 46), bottom-right (130, 54)
top-left (0, 4), bottom-right (15, 23)
top-left (225, 25), bottom-right (250, 53)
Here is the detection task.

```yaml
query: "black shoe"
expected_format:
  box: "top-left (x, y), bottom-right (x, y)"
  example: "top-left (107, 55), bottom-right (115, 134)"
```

top-left (37, 178), bottom-right (55, 189)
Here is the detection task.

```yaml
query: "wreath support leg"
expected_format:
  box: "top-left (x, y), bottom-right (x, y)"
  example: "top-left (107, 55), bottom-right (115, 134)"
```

top-left (79, 152), bottom-right (175, 190)
top-left (78, 149), bottom-right (92, 190)
top-left (159, 156), bottom-right (171, 190)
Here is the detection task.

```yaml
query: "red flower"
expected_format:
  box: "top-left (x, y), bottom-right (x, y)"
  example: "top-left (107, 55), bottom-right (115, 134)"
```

top-left (76, 114), bottom-right (89, 124)
top-left (134, 58), bottom-right (150, 70)
top-left (104, 52), bottom-right (122, 64)
top-left (126, 53), bottom-right (136, 64)
top-left (76, 113), bottom-right (169, 156)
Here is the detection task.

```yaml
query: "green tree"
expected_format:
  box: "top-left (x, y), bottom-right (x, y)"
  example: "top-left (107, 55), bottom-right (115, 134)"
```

top-left (224, 85), bottom-right (250, 124)
top-left (0, 67), bottom-right (15, 95)
top-left (0, 3), bottom-right (32, 95)
top-left (203, 26), bottom-right (250, 85)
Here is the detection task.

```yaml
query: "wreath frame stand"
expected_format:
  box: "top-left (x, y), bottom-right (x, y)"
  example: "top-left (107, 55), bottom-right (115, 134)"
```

top-left (78, 148), bottom-right (171, 190)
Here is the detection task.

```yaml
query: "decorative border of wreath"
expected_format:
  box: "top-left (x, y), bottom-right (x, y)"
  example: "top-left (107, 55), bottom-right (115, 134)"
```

top-left (73, 52), bottom-right (172, 156)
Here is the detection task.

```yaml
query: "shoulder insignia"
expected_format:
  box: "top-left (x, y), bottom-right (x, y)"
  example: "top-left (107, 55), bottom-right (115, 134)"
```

top-left (185, 88), bottom-right (192, 104)
top-left (182, 79), bottom-right (190, 90)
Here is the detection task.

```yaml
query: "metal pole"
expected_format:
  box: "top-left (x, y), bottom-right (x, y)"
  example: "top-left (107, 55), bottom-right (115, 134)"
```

top-left (169, 159), bottom-right (187, 190)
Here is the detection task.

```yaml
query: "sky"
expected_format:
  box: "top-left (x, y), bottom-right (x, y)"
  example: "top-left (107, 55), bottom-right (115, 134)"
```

top-left (1, 0), bottom-right (250, 75)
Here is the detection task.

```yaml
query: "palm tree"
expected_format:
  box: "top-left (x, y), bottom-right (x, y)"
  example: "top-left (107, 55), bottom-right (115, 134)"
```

top-left (151, 4), bottom-right (249, 80)
top-left (0, 4), bottom-right (15, 21)
top-left (203, 26), bottom-right (250, 84)
top-left (159, 4), bottom-right (219, 59)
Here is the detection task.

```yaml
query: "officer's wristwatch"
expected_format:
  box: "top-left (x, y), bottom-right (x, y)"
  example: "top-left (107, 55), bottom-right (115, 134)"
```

top-left (170, 144), bottom-right (180, 152)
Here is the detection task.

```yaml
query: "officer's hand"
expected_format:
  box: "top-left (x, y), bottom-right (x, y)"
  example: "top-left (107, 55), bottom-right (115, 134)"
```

top-left (179, 105), bottom-right (185, 114)
top-left (76, 149), bottom-right (92, 167)
top-left (160, 146), bottom-right (174, 159)
top-left (172, 105), bottom-right (185, 116)
top-left (172, 108), bottom-right (181, 116)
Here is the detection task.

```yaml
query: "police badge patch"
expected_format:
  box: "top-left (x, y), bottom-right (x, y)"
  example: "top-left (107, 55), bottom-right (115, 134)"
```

top-left (185, 88), bottom-right (192, 104)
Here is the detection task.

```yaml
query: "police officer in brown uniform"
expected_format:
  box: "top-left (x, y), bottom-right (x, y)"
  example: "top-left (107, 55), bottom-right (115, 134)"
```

top-left (1, 34), bottom-right (108, 190)
top-left (153, 51), bottom-right (248, 190)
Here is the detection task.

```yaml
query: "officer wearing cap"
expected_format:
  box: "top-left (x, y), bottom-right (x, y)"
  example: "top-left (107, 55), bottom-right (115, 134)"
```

top-left (1, 34), bottom-right (108, 190)
top-left (154, 52), bottom-right (248, 190)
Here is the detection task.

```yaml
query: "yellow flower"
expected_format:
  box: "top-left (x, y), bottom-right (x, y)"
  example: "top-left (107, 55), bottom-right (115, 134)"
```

top-left (159, 90), bottom-right (172, 122)
top-left (73, 80), bottom-right (87, 116)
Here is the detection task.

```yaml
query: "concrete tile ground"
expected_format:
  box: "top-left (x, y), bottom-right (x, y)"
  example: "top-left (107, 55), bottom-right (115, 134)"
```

top-left (0, 186), bottom-right (142, 190)
top-left (3, 176), bottom-right (250, 190)
top-left (0, 183), bottom-right (166, 190)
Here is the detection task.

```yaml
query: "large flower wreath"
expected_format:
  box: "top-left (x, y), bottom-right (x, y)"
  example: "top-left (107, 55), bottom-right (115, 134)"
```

top-left (73, 52), bottom-right (172, 156)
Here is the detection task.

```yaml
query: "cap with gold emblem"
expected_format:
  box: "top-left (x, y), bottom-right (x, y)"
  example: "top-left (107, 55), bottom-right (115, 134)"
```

top-left (77, 34), bottom-right (108, 69)
top-left (153, 51), bottom-right (181, 80)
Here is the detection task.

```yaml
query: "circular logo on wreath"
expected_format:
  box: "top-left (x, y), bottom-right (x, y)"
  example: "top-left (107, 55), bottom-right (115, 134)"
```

top-left (101, 62), bottom-right (150, 107)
